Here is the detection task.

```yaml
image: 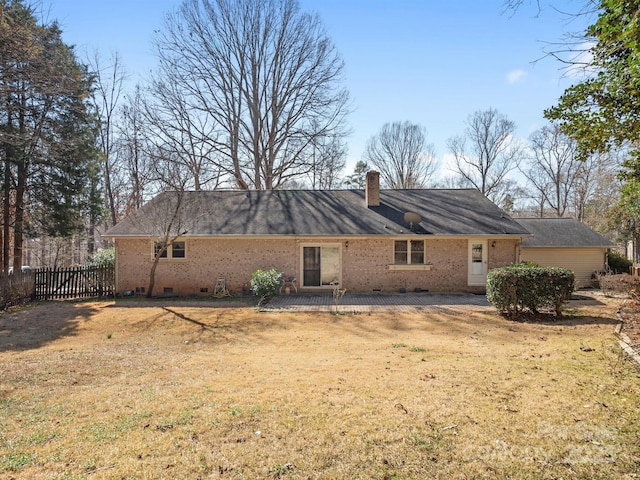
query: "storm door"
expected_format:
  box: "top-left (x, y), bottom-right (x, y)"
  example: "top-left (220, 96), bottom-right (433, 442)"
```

top-left (468, 239), bottom-right (488, 286)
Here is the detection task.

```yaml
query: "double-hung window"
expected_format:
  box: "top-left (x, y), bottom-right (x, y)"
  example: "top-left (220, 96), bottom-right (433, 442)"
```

top-left (394, 240), bottom-right (425, 265)
top-left (154, 240), bottom-right (186, 259)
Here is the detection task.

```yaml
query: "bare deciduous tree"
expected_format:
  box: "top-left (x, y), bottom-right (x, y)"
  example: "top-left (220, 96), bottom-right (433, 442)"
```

top-left (152, 0), bottom-right (350, 189)
top-left (447, 108), bottom-right (522, 202)
top-left (519, 124), bottom-right (620, 221)
top-left (116, 85), bottom-right (154, 216)
top-left (145, 69), bottom-right (223, 191)
top-left (520, 124), bottom-right (580, 217)
top-left (306, 133), bottom-right (347, 189)
top-left (145, 190), bottom-right (188, 298)
top-left (363, 121), bottom-right (438, 189)
top-left (128, 158), bottom-right (204, 297)
top-left (89, 51), bottom-right (126, 228)
top-left (572, 150), bottom-right (620, 225)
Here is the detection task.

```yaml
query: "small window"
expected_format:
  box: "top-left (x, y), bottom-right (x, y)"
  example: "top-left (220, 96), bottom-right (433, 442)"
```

top-left (154, 240), bottom-right (186, 259)
top-left (154, 241), bottom-right (168, 258)
top-left (394, 240), bottom-right (425, 265)
top-left (411, 240), bottom-right (424, 264)
top-left (394, 240), bottom-right (408, 264)
top-left (172, 241), bottom-right (186, 258)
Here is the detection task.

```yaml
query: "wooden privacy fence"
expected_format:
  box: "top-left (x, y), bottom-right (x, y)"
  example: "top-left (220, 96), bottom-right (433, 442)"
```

top-left (0, 266), bottom-right (115, 308)
top-left (33, 266), bottom-right (115, 301)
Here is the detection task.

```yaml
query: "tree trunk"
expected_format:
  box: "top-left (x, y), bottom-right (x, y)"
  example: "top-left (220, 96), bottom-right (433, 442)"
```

top-left (13, 158), bottom-right (26, 271)
top-left (147, 255), bottom-right (159, 298)
top-left (87, 224), bottom-right (95, 256)
top-left (105, 157), bottom-right (117, 227)
top-left (146, 243), bottom-right (168, 298)
top-left (3, 154), bottom-right (11, 272)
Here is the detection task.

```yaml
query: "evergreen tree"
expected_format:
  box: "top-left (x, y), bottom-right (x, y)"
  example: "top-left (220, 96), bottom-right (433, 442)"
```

top-left (343, 161), bottom-right (370, 189)
top-left (544, 1), bottom-right (640, 253)
top-left (545, 0), bottom-right (640, 165)
top-left (0, 0), bottom-right (100, 270)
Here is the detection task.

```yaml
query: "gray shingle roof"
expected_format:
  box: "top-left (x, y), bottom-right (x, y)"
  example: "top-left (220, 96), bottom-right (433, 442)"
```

top-left (516, 218), bottom-right (614, 247)
top-left (104, 189), bottom-right (529, 237)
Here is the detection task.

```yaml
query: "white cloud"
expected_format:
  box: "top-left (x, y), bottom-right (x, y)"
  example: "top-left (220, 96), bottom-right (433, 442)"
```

top-left (506, 69), bottom-right (527, 85)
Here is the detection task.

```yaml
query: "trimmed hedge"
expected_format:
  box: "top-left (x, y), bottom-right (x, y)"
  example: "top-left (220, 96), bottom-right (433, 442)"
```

top-left (486, 263), bottom-right (575, 317)
top-left (607, 250), bottom-right (632, 274)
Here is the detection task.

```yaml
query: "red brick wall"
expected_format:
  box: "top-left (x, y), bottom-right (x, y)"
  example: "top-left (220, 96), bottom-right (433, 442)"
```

top-left (116, 238), bottom-right (297, 295)
top-left (115, 236), bottom-right (520, 295)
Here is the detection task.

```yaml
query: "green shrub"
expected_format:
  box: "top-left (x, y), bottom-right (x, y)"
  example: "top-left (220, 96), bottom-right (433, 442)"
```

top-left (486, 263), bottom-right (574, 317)
top-left (250, 268), bottom-right (282, 304)
top-left (607, 250), bottom-right (632, 274)
top-left (87, 247), bottom-right (115, 268)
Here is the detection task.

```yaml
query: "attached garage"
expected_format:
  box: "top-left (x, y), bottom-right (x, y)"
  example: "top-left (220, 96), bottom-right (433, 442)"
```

top-left (516, 218), bottom-right (614, 289)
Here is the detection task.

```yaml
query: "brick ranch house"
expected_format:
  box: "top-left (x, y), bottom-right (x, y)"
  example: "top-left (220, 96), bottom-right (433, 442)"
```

top-left (103, 172), bottom-right (539, 296)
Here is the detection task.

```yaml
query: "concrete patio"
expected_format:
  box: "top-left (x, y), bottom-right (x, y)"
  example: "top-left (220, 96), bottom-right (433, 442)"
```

top-left (264, 291), bottom-right (491, 313)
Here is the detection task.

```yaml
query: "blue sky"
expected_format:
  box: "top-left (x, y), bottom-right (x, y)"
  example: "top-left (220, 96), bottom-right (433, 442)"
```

top-left (47, 0), bottom-right (590, 177)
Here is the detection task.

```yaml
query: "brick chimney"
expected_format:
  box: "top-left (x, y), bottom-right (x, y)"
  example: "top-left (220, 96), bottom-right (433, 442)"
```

top-left (365, 171), bottom-right (380, 207)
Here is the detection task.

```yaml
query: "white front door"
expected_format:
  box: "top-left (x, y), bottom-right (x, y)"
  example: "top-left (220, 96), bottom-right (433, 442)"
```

top-left (468, 240), bottom-right (488, 286)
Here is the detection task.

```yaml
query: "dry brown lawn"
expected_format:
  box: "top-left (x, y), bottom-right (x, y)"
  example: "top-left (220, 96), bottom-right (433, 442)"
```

top-left (1, 294), bottom-right (639, 479)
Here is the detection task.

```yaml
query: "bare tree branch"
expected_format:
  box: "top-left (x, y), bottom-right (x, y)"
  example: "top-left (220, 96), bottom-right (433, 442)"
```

top-left (447, 108), bottom-right (523, 203)
top-left (363, 121), bottom-right (438, 189)
top-left (89, 51), bottom-right (127, 227)
top-left (150, 0), bottom-right (350, 189)
top-left (520, 124), bottom-right (579, 217)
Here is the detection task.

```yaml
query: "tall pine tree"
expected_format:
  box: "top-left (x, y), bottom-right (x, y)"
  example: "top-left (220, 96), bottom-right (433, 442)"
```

top-left (0, 0), bottom-right (100, 270)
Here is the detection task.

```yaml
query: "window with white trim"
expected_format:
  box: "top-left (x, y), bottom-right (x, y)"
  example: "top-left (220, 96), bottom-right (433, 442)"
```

top-left (154, 240), bottom-right (186, 259)
top-left (394, 239), bottom-right (425, 265)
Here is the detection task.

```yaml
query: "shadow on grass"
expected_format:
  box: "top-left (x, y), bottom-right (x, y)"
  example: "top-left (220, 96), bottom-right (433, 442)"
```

top-left (506, 312), bottom-right (620, 327)
top-left (568, 293), bottom-right (608, 306)
top-left (110, 296), bottom-right (271, 340)
top-left (161, 306), bottom-right (218, 330)
top-left (0, 300), bottom-right (102, 352)
top-left (103, 297), bottom-right (291, 346)
top-left (110, 295), bottom-right (259, 309)
top-left (0, 296), bottom-right (622, 356)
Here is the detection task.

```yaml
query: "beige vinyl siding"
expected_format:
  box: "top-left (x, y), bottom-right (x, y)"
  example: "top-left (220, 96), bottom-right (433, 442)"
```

top-left (520, 247), bottom-right (607, 288)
